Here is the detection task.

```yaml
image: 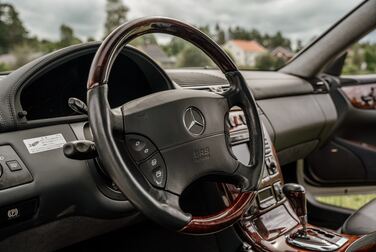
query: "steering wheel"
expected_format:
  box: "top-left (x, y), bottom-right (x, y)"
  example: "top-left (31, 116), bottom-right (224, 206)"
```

top-left (87, 17), bottom-right (264, 234)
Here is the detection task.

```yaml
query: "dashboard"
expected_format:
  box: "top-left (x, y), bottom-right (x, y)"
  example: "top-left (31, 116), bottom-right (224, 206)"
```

top-left (0, 42), bottom-right (339, 251)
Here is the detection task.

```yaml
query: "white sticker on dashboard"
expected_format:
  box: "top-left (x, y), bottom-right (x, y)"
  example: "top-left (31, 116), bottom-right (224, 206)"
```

top-left (23, 133), bottom-right (67, 154)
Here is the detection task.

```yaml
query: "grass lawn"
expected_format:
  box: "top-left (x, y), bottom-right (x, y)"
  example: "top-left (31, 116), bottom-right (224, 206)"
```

top-left (316, 194), bottom-right (376, 210)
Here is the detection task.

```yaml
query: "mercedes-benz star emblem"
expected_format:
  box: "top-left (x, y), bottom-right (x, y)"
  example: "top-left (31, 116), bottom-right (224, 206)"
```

top-left (183, 107), bottom-right (205, 136)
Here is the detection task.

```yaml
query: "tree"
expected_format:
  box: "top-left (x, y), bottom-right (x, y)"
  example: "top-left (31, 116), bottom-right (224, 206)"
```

top-left (104, 0), bottom-right (129, 36)
top-left (226, 26), bottom-right (292, 50)
top-left (58, 24), bottom-right (81, 48)
top-left (11, 44), bottom-right (35, 68)
top-left (364, 45), bottom-right (376, 71)
top-left (269, 31), bottom-right (291, 49)
top-left (296, 39), bottom-right (303, 52)
top-left (39, 39), bottom-right (59, 53)
top-left (255, 52), bottom-right (286, 70)
top-left (255, 53), bottom-right (275, 70)
top-left (162, 37), bottom-right (186, 56)
top-left (274, 57), bottom-right (286, 69)
top-left (351, 44), bottom-right (363, 67)
top-left (342, 63), bottom-right (359, 74)
top-left (0, 3), bottom-right (28, 53)
top-left (342, 42), bottom-right (376, 75)
top-left (262, 33), bottom-right (271, 48)
top-left (217, 30), bottom-right (225, 45)
top-left (215, 23), bottom-right (225, 45)
top-left (198, 25), bottom-right (211, 36)
top-left (249, 28), bottom-right (262, 43)
top-left (130, 34), bottom-right (158, 47)
top-left (228, 26), bottom-right (251, 40)
top-left (60, 24), bottom-right (74, 43)
top-left (0, 63), bottom-right (10, 72)
top-left (176, 44), bottom-right (213, 68)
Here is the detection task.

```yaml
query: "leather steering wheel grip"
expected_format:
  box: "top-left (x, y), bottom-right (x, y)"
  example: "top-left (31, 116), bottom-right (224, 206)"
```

top-left (86, 16), bottom-right (264, 234)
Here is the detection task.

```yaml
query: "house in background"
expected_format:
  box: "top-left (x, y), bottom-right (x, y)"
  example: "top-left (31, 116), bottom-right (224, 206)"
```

top-left (271, 46), bottom-right (294, 61)
top-left (223, 39), bottom-right (266, 67)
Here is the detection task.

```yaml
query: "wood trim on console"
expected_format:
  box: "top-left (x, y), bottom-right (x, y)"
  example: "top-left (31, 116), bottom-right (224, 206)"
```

top-left (222, 142), bottom-right (367, 251)
top-left (341, 83), bottom-right (376, 110)
top-left (181, 191), bottom-right (255, 234)
top-left (242, 222), bottom-right (360, 252)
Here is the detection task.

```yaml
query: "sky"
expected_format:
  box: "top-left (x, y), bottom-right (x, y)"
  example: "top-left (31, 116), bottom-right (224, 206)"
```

top-left (9, 0), bottom-right (371, 47)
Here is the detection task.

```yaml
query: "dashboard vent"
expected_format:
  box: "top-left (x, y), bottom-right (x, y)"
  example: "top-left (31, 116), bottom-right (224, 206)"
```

top-left (207, 85), bottom-right (230, 94)
top-left (168, 71), bottom-right (229, 88)
top-left (182, 84), bottom-right (230, 95)
top-left (313, 77), bottom-right (330, 93)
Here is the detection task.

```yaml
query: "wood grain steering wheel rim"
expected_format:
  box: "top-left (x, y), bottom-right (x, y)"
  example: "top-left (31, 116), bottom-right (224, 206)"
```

top-left (87, 16), bottom-right (264, 234)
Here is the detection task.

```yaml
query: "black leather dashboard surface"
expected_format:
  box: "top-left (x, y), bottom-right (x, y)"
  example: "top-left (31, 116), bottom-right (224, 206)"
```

top-left (166, 69), bottom-right (314, 100)
top-left (0, 43), bottom-right (338, 165)
top-left (167, 69), bottom-right (337, 164)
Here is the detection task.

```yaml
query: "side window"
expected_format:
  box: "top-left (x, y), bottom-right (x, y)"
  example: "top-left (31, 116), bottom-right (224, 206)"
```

top-left (342, 31), bottom-right (376, 75)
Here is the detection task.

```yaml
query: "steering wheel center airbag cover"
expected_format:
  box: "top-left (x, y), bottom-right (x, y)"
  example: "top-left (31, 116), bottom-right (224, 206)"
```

top-left (122, 90), bottom-right (227, 148)
top-left (183, 106), bottom-right (205, 136)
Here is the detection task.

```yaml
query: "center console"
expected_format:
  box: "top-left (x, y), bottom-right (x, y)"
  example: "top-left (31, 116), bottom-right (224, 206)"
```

top-left (226, 109), bottom-right (372, 252)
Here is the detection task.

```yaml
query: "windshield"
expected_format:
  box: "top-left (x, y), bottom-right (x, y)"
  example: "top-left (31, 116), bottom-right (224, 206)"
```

top-left (0, 0), bottom-right (369, 72)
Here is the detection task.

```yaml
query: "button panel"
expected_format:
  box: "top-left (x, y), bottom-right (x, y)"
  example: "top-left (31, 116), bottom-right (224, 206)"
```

top-left (264, 137), bottom-right (277, 175)
top-left (126, 135), bottom-right (157, 162)
top-left (273, 181), bottom-right (284, 201)
top-left (126, 134), bottom-right (167, 189)
top-left (0, 145), bottom-right (33, 190)
top-left (139, 153), bottom-right (167, 188)
top-left (255, 136), bottom-right (281, 210)
top-left (264, 137), bottom-right (272, 156)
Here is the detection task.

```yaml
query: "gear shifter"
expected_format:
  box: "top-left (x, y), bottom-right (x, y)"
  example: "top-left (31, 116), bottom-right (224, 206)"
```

top-left (282, 183), bottom-right (348, 251)
top-left (283, 183), bottom-right (307, 234)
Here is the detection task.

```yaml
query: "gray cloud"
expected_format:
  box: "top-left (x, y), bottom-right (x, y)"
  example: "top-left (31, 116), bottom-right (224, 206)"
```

top-left (11, 0), bottom-right (106, 40)
top-left (9, 0), bottom-right (370, 45)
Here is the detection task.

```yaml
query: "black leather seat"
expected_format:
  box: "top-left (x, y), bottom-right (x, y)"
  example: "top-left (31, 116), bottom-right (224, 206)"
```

top-left (342, 198), bottom-right (376, 235)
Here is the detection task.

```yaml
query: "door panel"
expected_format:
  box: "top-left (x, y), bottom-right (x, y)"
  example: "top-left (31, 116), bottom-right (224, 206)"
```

top-left (306, 77), bottom-right (376, 186)
top-left (307, 140), bottom-right (366, 184)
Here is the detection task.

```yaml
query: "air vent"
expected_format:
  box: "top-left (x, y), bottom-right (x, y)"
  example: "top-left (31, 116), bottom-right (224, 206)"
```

top-left (207, 85), bottom-right (230, 94)
top-left (167, 71), bottom-right (229, 88)
top-left (312, 77), bottom-right (329, 93)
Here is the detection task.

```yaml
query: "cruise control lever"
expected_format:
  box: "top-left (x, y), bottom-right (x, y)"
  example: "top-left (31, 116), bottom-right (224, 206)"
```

top-left (68, 97), bottom-right (88, 115)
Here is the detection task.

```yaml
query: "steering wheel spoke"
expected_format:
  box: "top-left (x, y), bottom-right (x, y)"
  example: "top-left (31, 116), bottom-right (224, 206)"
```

top-left (109, 107), bottom-right (125, 137)
top-left (233, 160), bottom-right (263, 192)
